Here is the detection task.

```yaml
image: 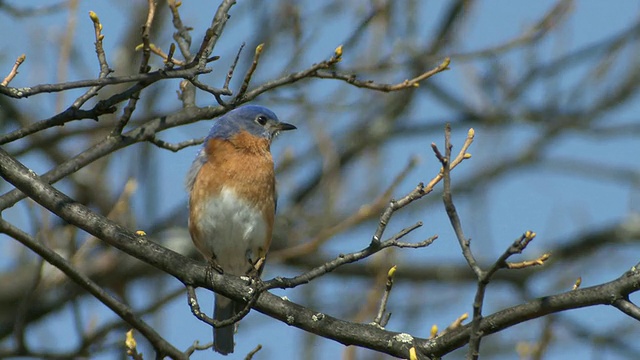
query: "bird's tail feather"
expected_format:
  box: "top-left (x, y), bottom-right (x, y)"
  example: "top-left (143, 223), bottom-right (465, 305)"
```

top-left (213, 294), bottom-right (238, 355)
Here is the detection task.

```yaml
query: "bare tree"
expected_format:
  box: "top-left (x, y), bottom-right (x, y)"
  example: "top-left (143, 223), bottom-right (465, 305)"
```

top-left (1, 1), bottom-right (639, 359)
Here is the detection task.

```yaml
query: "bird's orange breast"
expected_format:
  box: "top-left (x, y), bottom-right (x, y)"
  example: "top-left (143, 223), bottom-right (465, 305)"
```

top-left (188, 131), bottom-right (276, 255)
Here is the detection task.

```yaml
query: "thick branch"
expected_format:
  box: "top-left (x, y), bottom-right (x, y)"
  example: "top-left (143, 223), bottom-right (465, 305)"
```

top-left (1, 147), bottom-right (640, 359)
top-left (422, 267), bottom-right (640, 357)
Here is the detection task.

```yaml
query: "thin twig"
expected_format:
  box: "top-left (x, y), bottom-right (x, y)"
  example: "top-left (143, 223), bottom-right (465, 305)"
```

top-left (189, 78), bottom-right (231, 96)
top-left (167, 0), bottom-right (192, 59)
top-left (184, 340), bottom-right (213, 355)
top-left (313, 57), bottom-right (450, 92)
top-left (506, 252), bottom-right (550, 269)
top-left (200, 42), bottom-right (245, 107)
top-left (236, 43), bottom-right (265, 100)
top-left (189, 28), bottom-right (215, 68)
top-left (434, 125), bottom-right (485, 359)
top-left (165, 43), bottom-right (177, 68)
top-left (226, 43), bottom-right (245, 90)
top-left (264, 226), bottom-right (436, 291)
top-left (148, 136), bottom-right (204, 152)
top-left (111, 0), bottom-right (157, 135)
top-left (0, 54), bottom-right (26, 87)
top-left (236, 44), bottom-right (344, 103)
top-left (192, 0), bottom-right (237, 69)
top-left (273, 156), bottom-right (418, 260)
top-left (113, 91), bottom-right (142, 135)
top-left (488, 232), bottom-right (538, 276)
top-left (371, 128), bottom-right (474, 248)
top-left (0, 66), bottom-right (212, 99)
top-left (373, 265), bottom-right (397, 327)
top-left (613, 299), bottom-right (640, 321)
top-left (469, 230), bottom-right (537, 359)
top-left (139, 0), bottom-right (156, 74)
top-left (186, 283), bottom-right (260, 328)
top-left (244, 344), bottom-right (263, 360)
top-left (146, 43), bottom-right (186, 66)
top-left (0, 106), bottom-right (116, 146)
top-left (71, 11), bottom-right (114, 110)
top-left (435, 124), bottom-right (481, 277)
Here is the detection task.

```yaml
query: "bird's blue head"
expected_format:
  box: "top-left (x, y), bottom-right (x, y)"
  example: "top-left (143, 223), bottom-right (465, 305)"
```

top-left (206, 105), bottom-right (296, 141)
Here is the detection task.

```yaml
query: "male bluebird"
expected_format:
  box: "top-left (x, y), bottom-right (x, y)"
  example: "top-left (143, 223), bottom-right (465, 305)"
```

top-left (186, 105), bottom-right (295, 355)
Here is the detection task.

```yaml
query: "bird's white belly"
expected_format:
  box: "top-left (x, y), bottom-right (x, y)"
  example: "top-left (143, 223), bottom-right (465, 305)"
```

top-left (195, 187), bottom-right (267, 275)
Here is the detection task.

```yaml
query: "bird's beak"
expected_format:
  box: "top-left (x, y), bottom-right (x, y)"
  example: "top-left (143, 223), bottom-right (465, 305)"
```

top-left (277, 122), bottom-right (297, 131)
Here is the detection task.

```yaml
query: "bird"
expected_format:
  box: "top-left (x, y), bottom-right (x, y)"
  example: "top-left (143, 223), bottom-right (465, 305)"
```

top-left (185, 105), bottom-right (296, 355)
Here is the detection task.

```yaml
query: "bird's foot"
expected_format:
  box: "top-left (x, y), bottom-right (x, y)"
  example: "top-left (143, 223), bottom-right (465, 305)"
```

top-left (253, 257), bottom-right (265, 274)
top-left (208, 258), bottom-right (224, 274)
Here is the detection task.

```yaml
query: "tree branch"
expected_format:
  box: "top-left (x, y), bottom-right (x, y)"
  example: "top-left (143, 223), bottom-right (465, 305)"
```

top-left (1, 146), bottom-right (640, 359)
top-left (0, 219), bottom-right (186, 360)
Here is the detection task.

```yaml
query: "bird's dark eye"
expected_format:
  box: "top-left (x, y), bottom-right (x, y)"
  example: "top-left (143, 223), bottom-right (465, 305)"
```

top-left (256, 115), bottom-right (268, 125)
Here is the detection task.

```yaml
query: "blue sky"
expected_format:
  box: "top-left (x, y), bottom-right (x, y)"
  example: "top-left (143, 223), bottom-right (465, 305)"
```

top-left (1, 1), bottom-right (640, 359)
